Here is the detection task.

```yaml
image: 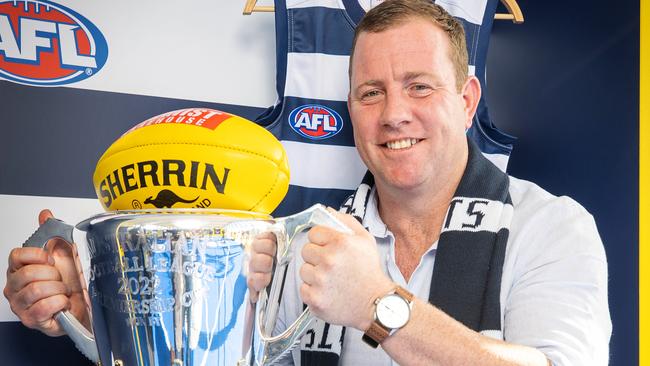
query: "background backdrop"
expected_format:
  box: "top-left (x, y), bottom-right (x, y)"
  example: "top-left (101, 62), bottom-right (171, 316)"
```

top-left (0, 0), bottom-right (639, 365)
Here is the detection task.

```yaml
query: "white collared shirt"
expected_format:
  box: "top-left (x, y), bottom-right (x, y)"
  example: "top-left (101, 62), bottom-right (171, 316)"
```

top-left (339, 187), bottom-right (438, 365)
top-left (279, 177), bottom-right (612, 366)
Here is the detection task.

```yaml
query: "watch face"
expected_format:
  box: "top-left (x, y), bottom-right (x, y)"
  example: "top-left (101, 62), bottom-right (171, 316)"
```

top-left (376, 293), bottom-right (410, 329)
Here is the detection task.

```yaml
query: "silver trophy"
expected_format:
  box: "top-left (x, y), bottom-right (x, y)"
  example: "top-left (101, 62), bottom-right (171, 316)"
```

top-left (23, 204), bottom-right (350, 365)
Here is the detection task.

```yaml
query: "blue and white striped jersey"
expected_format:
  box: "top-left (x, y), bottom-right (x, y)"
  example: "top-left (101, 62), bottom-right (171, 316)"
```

top-left (258, 0), bottom-right (515, 217)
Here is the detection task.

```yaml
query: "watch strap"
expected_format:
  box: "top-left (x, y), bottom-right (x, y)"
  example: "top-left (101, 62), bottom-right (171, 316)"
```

top-left (362, 286), bottom-right (414, 348)
top-left (394, 286), bottom-right (414, 303)
top-left (362, 321), bottom-right (389, 348)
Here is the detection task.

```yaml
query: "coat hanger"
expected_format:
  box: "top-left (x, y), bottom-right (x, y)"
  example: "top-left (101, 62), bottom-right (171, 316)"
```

top-left (494, 0), bottom-right (524, 24)
top-left (243, 0), bottom-right (273, 14)
top-left (243, 0), bottom-right (524, 23)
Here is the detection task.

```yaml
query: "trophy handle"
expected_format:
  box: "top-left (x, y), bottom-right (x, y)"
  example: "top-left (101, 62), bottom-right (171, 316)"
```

top-left (254, 204), bottom-right (352, 365)
top-left (22, 218), bottom-right (99, 364)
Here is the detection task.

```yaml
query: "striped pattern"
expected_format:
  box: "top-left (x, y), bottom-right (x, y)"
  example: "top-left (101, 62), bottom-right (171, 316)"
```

top-left (441, 197), bottom-right (514, 233)
top-left (285, 53), bottom-right (350, 101)
top-left (281, 141), bottom-right (366, 189)
top-left (260, 0), bottom-right (514, 217)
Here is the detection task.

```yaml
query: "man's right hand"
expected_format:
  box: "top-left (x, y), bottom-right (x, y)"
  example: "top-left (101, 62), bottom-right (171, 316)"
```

top-left (247, 231), bottom-right (277, 303)
top-left (3, 209), bottom-right (89, 336)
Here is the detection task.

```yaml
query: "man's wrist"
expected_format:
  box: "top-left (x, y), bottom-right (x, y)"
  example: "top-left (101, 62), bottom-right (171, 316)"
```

top-left (361, 285), bottom-right (415, 348)
top-left (358, 280), bottom-right (395, 331)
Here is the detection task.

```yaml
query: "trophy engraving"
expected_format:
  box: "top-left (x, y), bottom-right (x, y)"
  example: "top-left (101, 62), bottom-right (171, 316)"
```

top-left (23, 205), bottom-right (350, 365)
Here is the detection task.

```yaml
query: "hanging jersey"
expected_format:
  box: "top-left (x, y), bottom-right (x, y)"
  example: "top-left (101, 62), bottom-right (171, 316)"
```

top-left (257, 0), bottom-right (515, 217)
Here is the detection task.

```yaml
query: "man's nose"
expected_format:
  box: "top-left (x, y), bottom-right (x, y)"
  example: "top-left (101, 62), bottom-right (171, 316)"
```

top-left (380, 91), bottom-right (411, 128)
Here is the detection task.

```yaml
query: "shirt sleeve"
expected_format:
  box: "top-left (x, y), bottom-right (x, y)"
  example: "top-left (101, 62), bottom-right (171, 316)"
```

top-left (503, 195), bottom-right (612, 366)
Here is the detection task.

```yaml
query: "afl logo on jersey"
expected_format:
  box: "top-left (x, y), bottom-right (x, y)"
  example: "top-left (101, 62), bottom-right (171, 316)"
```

top-left (0, 0), bottom-right (108, 86)
top-left (289, 104), bottom-right (343, 140)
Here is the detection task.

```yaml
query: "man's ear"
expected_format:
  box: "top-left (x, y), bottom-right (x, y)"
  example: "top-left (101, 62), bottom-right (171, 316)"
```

top-left (461, 75), bottom-right (481, 130)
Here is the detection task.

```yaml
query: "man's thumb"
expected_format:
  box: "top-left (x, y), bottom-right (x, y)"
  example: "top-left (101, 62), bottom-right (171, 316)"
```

top-left (326, 207), bottom-right (369, 237)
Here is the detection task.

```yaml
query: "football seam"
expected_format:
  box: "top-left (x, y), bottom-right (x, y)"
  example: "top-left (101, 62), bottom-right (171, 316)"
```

top-left (97, 142), bottom-right (283, 166)
top-left (249, 168), bottom-right (288, 212)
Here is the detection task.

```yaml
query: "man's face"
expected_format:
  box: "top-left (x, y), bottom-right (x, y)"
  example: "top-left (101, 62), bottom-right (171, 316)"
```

top-left (348, 18), bottom-right (478, 193)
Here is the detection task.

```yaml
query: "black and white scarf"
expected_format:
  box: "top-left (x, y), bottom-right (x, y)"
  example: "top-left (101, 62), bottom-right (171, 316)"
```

top-left (299, 139), bottom-right (513, 365)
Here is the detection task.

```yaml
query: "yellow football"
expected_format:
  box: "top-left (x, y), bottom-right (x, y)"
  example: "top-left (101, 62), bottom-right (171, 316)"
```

top-left (92, 108), bottom-right (289, 214)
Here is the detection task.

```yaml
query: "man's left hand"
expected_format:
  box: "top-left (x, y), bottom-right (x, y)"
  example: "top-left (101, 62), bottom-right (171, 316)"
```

top-left (300, 210), bottom-right (394, 331)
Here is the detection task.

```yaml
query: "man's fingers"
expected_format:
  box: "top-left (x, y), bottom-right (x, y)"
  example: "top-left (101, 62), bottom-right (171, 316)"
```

top-left (8, 248), bottom-right (52, 273)
top-left (247, 272), bottom-right (272, 293)
top-left (301, 242), bottom-right (326, 265)
top-left (254, 231), bottom-right (276, 241)
top-left (252, 235), bottom-right (277, 256)
top-left (249, 250), bottom-right (274, 273)
top-left (307, 225), bottom-right (338, 246)
top-left (38, 209), bottom-right (54, 226)
top-left (299, 283), bottom-right (316, 311)
top-left (14, 280), bottom-right (69, 310)
top-left (249, 289), bottom-right (259, 304)
top-left (248, 232), bottom-right (278, 304)
top-left (299, 262), bottom-right (317, 286)
top-left (307, 209), bottom-right (370, 247)
top-left (21, 294), bottom-right (69, 330)
top-left (326, 208), bottom-right (370, 237)
top-left (7, 264), bottom-right (62, 293)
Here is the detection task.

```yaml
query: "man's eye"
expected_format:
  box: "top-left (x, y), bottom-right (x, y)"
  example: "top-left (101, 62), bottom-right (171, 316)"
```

top-left (410, 84), bottom-right (432, 95)
top-left (362, 90), bottom-right (380, 98)
top-left (360, 90), bottom-right (383, 102)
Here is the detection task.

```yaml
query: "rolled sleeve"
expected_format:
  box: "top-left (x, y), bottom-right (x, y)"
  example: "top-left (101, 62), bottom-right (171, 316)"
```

top-left (503, 195), bottom-right (612, 365)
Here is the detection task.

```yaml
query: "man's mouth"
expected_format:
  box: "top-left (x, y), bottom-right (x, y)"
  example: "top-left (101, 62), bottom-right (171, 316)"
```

top-left (384, 138), bottom-right (420, 150)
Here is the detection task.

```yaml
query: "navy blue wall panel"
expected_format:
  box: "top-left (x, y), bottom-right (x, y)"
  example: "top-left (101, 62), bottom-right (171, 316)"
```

top-left (0, 322), bottom-right (94, 366)
top-left (0, 82), bottom-right (265, 198)
top-left (488, 1), bottom-right (639, 365)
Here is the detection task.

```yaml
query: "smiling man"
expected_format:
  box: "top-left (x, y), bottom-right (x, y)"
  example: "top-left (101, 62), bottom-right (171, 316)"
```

top-left (3, 0), bottom-right (611, 364)
top-left (248, 0), bottom-right (612, 365)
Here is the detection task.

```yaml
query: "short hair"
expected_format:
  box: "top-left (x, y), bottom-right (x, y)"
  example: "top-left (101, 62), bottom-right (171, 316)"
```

top-left (349, 0), bottom-right (469, 92)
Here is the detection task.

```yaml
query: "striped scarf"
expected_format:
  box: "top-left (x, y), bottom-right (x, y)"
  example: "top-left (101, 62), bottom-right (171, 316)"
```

top-left (299, 139), bottom-right (512, 364)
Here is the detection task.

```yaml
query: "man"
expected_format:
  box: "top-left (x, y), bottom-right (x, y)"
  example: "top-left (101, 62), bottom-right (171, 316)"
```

top-left (4, 1), bottom-right (611, 365)
top-left (248, 1), bottom-right (611, 365)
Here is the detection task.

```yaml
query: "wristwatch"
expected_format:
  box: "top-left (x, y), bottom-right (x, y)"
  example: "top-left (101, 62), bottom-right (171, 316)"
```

top-left (362, 286), bottom-right (414, 348)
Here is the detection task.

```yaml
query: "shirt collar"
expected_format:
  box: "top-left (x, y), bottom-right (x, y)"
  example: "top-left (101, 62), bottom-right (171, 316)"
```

top-left (362, 187), bottom-right (390, 238)
top-left (360, 187), bottom-right (439, 252)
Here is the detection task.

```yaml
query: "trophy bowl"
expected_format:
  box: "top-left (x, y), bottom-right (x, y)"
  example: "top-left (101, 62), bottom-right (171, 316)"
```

top-left (23, 204), bottom-right (349, 366)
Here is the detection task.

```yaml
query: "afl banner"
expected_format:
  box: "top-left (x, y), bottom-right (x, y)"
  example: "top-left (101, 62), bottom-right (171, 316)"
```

top-left (0, 5), bottom-right (277, 365)
top-left (0, 0), bottom-right (276, 106)
top-left (0, 0), bottom-right (108, 86)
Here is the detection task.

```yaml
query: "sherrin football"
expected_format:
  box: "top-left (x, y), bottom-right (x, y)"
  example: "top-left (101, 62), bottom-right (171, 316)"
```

top-left (93, 108), bottom-right (290, 214)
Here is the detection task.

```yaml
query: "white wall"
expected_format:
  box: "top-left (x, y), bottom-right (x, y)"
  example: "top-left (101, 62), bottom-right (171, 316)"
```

top-left (0, 0), bottom-right (278, 321)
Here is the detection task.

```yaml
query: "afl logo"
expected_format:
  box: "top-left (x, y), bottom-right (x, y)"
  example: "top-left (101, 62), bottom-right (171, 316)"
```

top-left (0, 0), bottom-right (108, 86)
top-left (289, 104), bottom-right (343, 140)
